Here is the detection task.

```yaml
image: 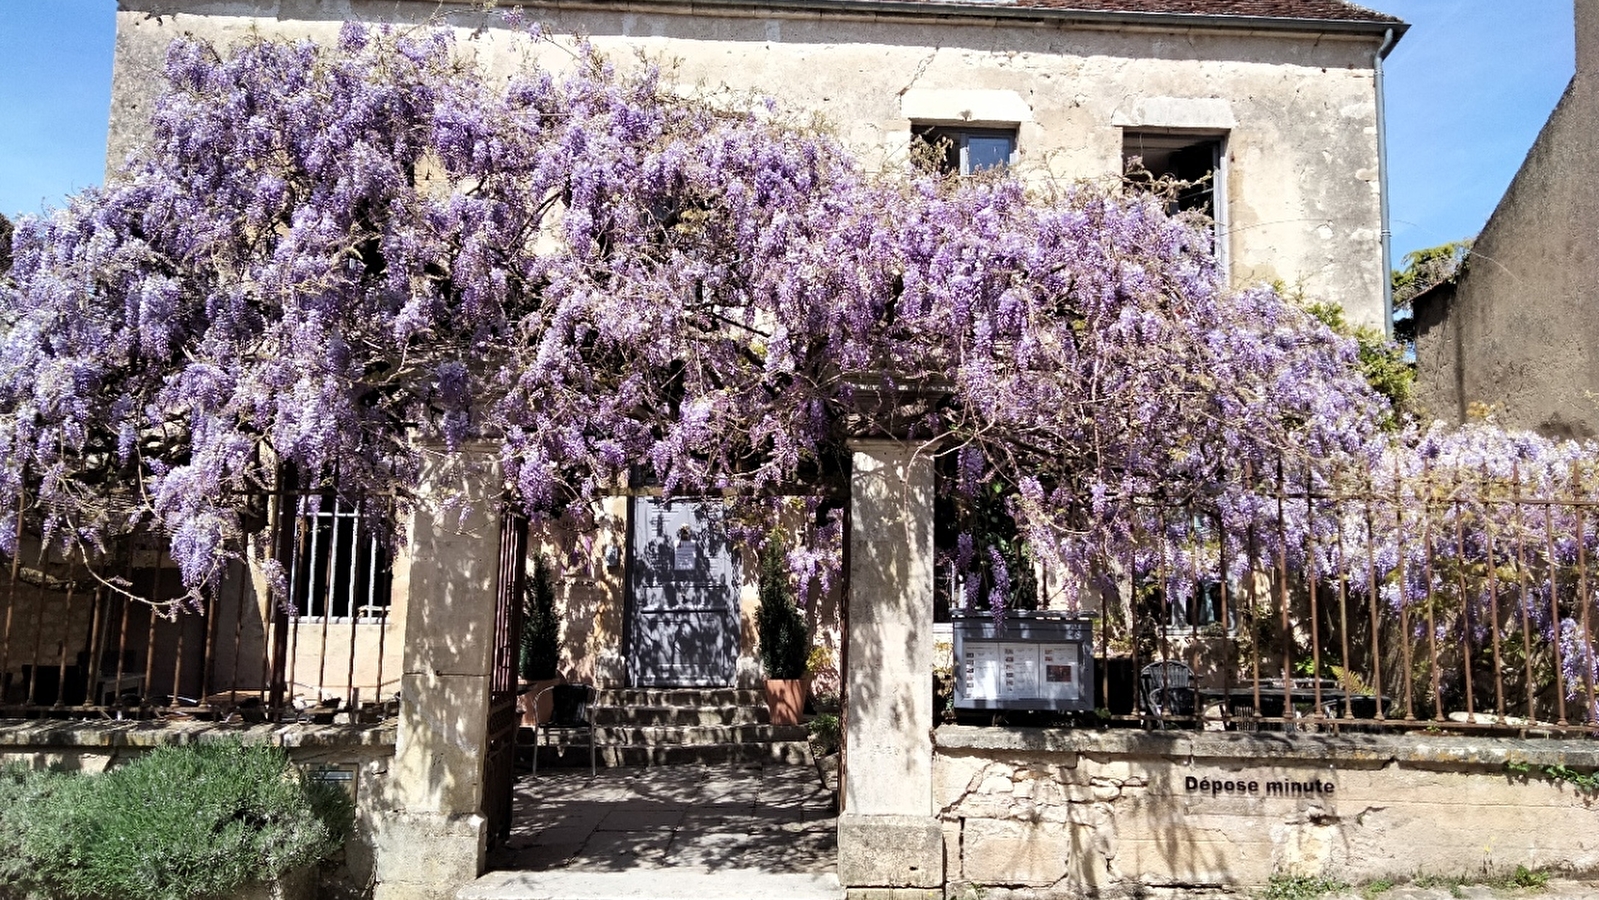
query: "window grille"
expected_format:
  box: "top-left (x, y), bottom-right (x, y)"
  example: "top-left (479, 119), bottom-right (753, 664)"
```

top-left (289, 497), bottom-right (393, 621)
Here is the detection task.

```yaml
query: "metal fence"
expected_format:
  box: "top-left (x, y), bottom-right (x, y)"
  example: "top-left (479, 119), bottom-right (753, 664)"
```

top-left (6, 459), bottom-right (1598, 738)
top-left (0, 494), bottom-right (400, 723)
top-left (1090, 461), bottom-right (1599, 736)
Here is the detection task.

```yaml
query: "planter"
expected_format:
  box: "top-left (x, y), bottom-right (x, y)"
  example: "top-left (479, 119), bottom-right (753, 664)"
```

top-left (765, 678), bottom-right (807, 726)
top-left (517, 676), bottom-right (565, 727)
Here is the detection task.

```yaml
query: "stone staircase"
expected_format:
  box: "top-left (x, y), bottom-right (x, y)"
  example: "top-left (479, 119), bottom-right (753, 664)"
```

top-left (525, 687), bottom-right (813, 768)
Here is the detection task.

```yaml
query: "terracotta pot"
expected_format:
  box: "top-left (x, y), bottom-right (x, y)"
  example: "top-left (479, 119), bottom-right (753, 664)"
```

top-left (517, 676), bottom-right (565, 727)
top-left (765, 678), bottom-right (807, 726)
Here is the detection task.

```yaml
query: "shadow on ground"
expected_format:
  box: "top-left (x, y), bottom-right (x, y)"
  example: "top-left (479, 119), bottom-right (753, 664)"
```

top-left (488, 763), bottom-right (837, 874)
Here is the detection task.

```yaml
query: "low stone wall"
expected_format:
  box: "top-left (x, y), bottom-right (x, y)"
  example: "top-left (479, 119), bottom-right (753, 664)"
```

top-left (935, 727), bottom-right (1599, 898)
top-left (0, 720), bottom-right (397, 898)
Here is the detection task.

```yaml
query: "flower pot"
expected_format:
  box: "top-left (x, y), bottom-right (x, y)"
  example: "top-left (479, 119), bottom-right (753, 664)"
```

top-left (765, 678), bottom-right (807, 726)
top-left (517, 676), bottom-right (565, 727)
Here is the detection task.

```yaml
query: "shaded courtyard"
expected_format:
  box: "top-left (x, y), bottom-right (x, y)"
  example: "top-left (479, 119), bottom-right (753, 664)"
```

top-left (487, 763), bottom-right (836, 874)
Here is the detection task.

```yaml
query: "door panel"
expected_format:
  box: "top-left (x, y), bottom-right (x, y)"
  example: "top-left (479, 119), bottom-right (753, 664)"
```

top-left (628, 498), bottom-right (740, 687)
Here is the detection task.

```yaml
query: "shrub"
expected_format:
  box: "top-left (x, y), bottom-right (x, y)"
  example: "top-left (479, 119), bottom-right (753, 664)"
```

top-left (808, 712), bottom-right (841, 756)
top-left (520, 553), bottom-right (561, 681)
top-left (0, 742), bottom-right (353, 900)
top-left (757, 551), bottom-right (809, 680)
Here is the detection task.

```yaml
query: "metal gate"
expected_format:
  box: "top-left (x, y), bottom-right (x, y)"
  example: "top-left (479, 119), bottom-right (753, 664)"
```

top-left (483, 508), bottom-right (527, 846)
top-left (627, 498), bottom-right (741, 687)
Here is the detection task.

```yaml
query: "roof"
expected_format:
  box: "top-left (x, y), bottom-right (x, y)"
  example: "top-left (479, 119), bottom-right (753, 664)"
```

top-left (896, 0), bottom-right (1402, 24)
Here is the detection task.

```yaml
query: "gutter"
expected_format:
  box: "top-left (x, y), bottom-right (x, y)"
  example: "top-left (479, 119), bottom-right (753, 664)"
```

top-left (1375, 27), bottom-right (1398, 339)
top-left (519, 0), bottom-right (1409, 38)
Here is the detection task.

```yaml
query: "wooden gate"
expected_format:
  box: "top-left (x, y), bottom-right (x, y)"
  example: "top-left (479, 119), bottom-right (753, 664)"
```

top-left (483, 507), bottom-right (528, 846)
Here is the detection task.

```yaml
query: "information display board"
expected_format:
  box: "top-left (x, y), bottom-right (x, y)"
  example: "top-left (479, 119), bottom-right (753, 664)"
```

top-left (952, 611), bottom-right (1095, 712)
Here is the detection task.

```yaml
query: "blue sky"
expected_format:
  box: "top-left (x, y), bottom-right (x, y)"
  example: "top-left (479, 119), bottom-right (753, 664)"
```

top-left (0, 0), bottom-right (1579, 264)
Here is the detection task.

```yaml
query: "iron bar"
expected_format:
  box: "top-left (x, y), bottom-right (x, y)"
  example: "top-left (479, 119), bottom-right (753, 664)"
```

top-left (1395, 459), bottom-right (1414, 721)
top-left (1545, 499), bottom-right (1569, 726)
top-left (1364, 469), bottom-right (1385, 721)
top-left (1456, 496), bottom-right (1475, 721)
top-left (1422, 461), bottom-right (1443, 722)
top-left (1514, 463), bottom-right (1536, 721)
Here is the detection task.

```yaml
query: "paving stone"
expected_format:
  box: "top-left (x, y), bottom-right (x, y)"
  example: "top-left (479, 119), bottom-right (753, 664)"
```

top-left (596, 808), bottom-right (684, 831)
top-left (496, 762), bottom-right (834, 878)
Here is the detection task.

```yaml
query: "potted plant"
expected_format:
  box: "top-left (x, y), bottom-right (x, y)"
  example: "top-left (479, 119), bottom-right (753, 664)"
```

top-left (757, 550), bottom-right (809, 726)
top-left (517, 554), bottom-right (564, 727)
top-left (806, 644), bottom-right (841, 714)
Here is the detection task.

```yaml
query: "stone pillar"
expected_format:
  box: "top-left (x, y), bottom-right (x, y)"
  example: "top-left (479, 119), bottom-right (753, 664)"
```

top-left (373, 450), bottom-right (505, 900)
top-left (838, 440), bottom-right (944, 893)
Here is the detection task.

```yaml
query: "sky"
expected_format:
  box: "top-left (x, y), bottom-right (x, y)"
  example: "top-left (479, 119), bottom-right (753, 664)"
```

top-left (0, 0), bottom-right (1580, 264)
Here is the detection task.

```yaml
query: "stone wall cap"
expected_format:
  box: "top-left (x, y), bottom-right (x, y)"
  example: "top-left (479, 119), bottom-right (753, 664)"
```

top-left (933, 724), bottom-right (1599, 769)
top-left (0, 719), bottom-right (397, 750)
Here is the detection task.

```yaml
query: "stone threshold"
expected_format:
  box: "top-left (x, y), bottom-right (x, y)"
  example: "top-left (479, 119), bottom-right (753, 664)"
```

top-left (934, 724), bottom-right (1599, 769)
top-left (0, 718), bottom-right (396, 750)
top-left (461, 869), bottom-right (842, 900)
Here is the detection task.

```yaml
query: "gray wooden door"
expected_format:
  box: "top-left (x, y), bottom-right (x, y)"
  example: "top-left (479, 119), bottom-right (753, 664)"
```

top-left (627, 498), bottom-right (741, 688)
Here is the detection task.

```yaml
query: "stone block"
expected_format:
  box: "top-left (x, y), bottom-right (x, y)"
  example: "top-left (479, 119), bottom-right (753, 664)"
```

top-left (372, 811), bottom-right (486, 900)
top-left (933, 753), bottom-right (988, 810)
top-left (838, 814), bottom-right (944, 888)
top-left (390, 671), bottom-right (489, 815)
top-left (961, 817), bottom-right (1074, 886)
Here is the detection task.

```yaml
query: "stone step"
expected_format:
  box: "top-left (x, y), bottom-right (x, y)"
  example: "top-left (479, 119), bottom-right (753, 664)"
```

top-left (590, 704), bottom-right (768, 727)
top-left (461, 869), bottom-right (843, 900)
top-left (597, 688), bottom-right (764, 708)
top-left (590, 724), bottom-right (807, 746)
top-left (527, 740), bottom-right (813, 768)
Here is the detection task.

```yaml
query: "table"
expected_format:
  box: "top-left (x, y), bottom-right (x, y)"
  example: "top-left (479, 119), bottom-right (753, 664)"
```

top-left (1198, 680), bottom-right (1390, 721)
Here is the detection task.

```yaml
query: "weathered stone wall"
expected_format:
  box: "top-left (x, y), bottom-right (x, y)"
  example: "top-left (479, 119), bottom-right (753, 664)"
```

top-left (110, 0), bottom-right (1390, 326)
top-left (934, 727), bottom-right (1599, 897)
top-left (1411, 72), bottom-right (1599, 437)
top-left (1413, 3), bottom-right (1599, 437)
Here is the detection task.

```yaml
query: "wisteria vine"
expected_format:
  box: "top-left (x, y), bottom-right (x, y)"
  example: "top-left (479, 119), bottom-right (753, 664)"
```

top-left (0, 22), bottom-right (1595, 712)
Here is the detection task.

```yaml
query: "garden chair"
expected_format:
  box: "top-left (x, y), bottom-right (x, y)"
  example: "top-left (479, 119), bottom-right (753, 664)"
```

top-left (1139, 660), bottom-right (1196, 727)
top-left (528, 683), bottom-right (598, 776)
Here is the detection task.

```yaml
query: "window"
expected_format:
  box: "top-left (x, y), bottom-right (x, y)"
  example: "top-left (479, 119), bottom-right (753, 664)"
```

top-left (1122, 130), bottom-right (1229, 267)
top-left (1167, 580), bottom-right (1238, 633)
top-left (289, 497), bottom-right (393, 621)
top-left (913, 125), bottom-right (1018, 176)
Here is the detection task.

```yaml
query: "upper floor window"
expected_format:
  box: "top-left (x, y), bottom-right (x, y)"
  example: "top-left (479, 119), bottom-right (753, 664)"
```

top-left (913, 125), bottom-right (1018, 176)
top-left (1122, 129), bottom-right (1229, 267)
top-left (288, 496), bottom-right (393, 622)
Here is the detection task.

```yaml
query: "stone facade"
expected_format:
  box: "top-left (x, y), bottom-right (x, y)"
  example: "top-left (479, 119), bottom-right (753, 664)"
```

top-left (935, 727), bottom-right (1599, 897)
top-left (109, 0), bottom-right (1396, 326)
top-left (1413, 2), bottom-right (1599, 436)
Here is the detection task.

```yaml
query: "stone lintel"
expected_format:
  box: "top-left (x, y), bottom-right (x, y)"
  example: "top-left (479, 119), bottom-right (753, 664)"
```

top-left (838, 814), bottom-right (944, 889)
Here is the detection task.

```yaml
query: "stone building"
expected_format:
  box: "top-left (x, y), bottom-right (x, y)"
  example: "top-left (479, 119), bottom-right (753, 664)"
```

top-left (1413, 1), bottom-right (1599, 436)
top-left (2, 3), bottom-right (1487, 900)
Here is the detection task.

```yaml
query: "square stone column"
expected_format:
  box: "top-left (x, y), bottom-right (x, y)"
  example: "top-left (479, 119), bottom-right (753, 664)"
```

top-left (839, 440), bottom-right (944, 891)
top-left (373, 450), bottom-right (505, 900)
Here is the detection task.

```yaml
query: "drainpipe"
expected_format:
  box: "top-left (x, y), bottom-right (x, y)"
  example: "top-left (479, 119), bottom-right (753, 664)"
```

top-left (1375, 27), bottom-right (1397, 339)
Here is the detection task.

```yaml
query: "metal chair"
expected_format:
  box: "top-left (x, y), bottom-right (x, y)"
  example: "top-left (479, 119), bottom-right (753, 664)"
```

top-left (529, 683), bottom-right (598, 776)
top-left (1139, 660), bottom-right (1197, 726)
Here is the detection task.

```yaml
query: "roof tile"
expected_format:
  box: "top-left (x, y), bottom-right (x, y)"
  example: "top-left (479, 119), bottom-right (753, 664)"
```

top-left (890, 0), bottom-right (1401, 25)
